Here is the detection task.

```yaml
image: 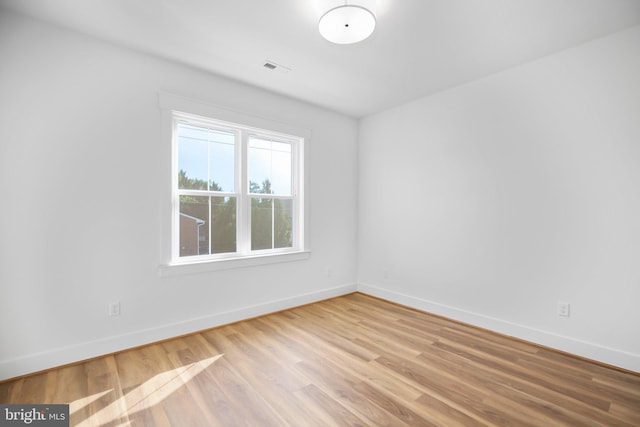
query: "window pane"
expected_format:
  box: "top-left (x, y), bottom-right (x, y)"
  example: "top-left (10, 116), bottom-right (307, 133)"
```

top-left (178, 123), bottom-right (235, 192)
top-left (179, 195), bottom-right (209, 256)
top-left (209, 129), bottom-right (235, 192)
top-left (274, 199), bottom-right (293, 249)
top-left (179, 195), bottom-right (236, 257)
top-left (251, 198), bottom-right (293, 250)
top-left (251, 197), bottom-right (273, 250)
top-left (210, 196), bottom-right (236, 254)
top-left (248, 137), bottom-right (291, 195)
top-left (178, 124), bottom-right (208, 190)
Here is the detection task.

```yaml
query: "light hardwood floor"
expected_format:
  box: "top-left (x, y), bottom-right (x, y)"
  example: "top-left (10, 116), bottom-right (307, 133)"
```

top-left (1, 293), bottom-right (639, 426)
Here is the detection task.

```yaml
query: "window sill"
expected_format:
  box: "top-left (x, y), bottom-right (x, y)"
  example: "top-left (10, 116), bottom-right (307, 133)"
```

top-left (158, 251), bottom-right (311, 277)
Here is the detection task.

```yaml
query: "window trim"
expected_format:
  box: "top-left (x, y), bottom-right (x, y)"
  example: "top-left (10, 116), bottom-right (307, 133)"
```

top-left (158, 92), bottom-right (310, 275)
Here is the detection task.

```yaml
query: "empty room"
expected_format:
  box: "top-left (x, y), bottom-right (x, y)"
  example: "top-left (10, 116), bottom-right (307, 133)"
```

top-left (1, 0), bottom-right (639, 425)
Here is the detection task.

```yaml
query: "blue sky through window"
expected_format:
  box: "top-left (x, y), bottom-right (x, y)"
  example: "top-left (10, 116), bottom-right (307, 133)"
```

top-left (248, 137), bottom-right (292, 195)
top-left (178, 123), bottom-right (293, 195)
top-left (178, 124), bottom-right (235, 192)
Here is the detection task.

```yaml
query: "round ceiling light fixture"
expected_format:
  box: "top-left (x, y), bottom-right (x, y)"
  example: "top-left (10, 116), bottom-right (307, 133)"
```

top-left (318, 4), bottom-right (376, 44)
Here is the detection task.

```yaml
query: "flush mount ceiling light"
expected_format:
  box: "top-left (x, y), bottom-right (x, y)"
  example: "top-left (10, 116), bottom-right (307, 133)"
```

top-left (318, 3), bottom-right (376, 44)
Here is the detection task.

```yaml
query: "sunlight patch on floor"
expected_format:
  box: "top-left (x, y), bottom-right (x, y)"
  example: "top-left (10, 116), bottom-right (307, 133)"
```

top-left (70, 389), bottom-right (113, 414)
top-left (72, 354), bottom-right (223, 427)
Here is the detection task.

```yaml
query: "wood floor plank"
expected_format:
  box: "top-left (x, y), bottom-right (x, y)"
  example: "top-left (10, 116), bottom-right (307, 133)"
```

top-left (199, 330), bottom-right (315, 426)
top-left (262, 310), bottom-right (431, 415)
top-left (378, 352), bottom-right (548, 427)
top-left (296, 359), bottom-right (414, 427)
top-left (413, 391), bottom-right (488, 427)
top-left (418, 337), bottom-right (636, 427)
top-left (200, 357), bottom-right (285, 426)
top-left (76, 356), bottom-right (130, 427)
top-left (416, 346), bottom-right (613, 427)
top-left (431, 339), bottom-right (612, 411)
top-left (294, 384), bottom-right (369, 427)
top-left (350, 380), bottom-right (439, 427)
top-left (1, 292), bottom-right (639, 426)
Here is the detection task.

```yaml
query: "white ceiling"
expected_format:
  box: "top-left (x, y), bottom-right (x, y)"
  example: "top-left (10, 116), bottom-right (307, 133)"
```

top-left (2, 0), bottom-right (640, 117)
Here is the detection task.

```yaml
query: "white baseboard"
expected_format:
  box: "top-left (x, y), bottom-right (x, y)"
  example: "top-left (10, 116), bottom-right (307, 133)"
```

top-left (0, 283), bottom-right (357, 381)
top-left (357, 283), bottom-right (640, 373)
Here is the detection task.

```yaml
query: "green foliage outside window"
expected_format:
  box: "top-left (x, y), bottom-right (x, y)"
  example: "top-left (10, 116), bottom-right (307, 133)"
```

top-left (179, 171), bottom-right (292, 256)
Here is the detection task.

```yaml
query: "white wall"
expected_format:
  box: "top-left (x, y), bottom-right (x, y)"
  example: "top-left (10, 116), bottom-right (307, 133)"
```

top-left (0, 11), bottom-right (358, 380)
top-left (358, 26), bottom-right (640, 372)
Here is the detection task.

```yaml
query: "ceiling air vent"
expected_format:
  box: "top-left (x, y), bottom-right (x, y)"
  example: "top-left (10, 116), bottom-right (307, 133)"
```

top-left (263, 60), bottom-right (291, 73)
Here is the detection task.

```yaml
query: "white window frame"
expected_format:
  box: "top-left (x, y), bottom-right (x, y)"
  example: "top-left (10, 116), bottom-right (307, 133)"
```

top-left (159, 93), bottom-right (310, 275)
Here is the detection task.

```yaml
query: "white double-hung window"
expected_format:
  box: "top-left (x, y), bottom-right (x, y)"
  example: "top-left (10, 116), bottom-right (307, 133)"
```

top-left (165, 101), bottom-right (307, 269)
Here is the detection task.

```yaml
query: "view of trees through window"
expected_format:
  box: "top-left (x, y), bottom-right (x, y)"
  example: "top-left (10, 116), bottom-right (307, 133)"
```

top-left (249, 180), bottom-right (293, 252)
top-left (176, 121), bottom-right (294, 258)
top-left (178, 171), bottom-right (237, 256)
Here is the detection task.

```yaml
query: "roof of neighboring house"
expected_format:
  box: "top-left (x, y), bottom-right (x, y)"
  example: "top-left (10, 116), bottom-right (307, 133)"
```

top-left (179, 212), bottom-right (205, 225)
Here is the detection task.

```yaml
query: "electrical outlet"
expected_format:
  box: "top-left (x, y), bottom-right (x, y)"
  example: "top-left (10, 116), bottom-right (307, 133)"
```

top-left (109, 302), bottom-right (121, 317)
top-left (557, 302), bottom-right (570, 317)
top-left (325, 267), bottom-right (332, 278)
